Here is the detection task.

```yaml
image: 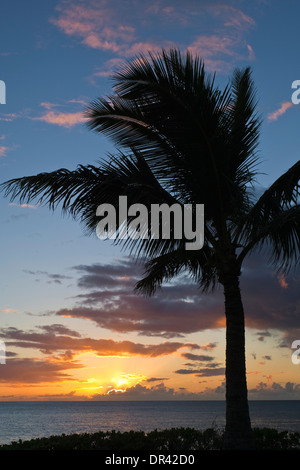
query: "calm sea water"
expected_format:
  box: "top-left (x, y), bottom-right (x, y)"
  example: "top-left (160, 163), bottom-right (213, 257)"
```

top-left (0, 400), bottom-right (299, 445)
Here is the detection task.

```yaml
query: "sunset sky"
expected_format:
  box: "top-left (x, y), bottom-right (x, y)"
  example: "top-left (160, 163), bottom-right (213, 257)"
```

top-left (1, 0), bottom-right (300, 401)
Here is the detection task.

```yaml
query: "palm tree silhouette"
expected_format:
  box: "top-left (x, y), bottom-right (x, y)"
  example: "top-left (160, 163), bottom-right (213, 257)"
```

top-left (2, 49), bottom-right (300, 449)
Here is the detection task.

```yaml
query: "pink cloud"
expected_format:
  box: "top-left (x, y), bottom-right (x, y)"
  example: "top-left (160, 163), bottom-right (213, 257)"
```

top-left (90, 58), bottom-right (126, 80)
top-left (51, 4), bottom-right (135, 54)
top-left (209, 4), bottom-right (255, 30)
top-left (187, 35), bottom-right (237, 72)
top-left (247, 44), bottom-right (255, 61)
top-left (40, 102), bottom-right (60, 110)
top-left (9, 203), bottom-right (38, 209)
top-left (82, 33), bottom-right (120, 52)
top-left (278, 273), bottom-right (288, 289)
top-left (34, 110), bottom-right (86, 128)
top-left (125, 41), bottom-right (164, 57)
top-left (0, 113), bottom-right (18, 122)
top-left (51, 1), bottom-right (256, 78)
top-left (268, 101), bottom-right (293, 122)
top-left (188, 34), bottom-right (236, 57)
top-left (68, 98), bottom-right (88, 105)
top-left (0, 146), bottom-right (8, 157)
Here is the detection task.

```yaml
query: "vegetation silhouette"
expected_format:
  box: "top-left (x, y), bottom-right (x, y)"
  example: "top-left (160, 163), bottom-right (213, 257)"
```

top-left (1, 427), bottom-right (300, 451)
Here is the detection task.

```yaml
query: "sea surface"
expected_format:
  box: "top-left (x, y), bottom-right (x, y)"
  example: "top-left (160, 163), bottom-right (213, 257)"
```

top-left (0, 400), bottom-right (300, 445)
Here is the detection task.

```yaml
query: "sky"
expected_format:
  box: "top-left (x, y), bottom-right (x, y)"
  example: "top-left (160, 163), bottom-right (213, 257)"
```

top-left (0, 0), bottom-right (300, 401)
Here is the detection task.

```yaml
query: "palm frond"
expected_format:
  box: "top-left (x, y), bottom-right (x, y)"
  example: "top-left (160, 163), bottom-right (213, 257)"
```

top-left (243, 205), bottom-right (300, 272)
top-left (249, 159), bottom-right (300, 219)
top-left (0, 164), bottom-right (102, 216)
top-left (228, 67), bottom-right (261, 185)
top-left (237, 159), bottom-right (300, 252)
top-left (85, 49), bottom-right (242, 223)
top-left (135, 244), bottom-right (217, 296)
top-left (0, 153), bottom-right (204, 260)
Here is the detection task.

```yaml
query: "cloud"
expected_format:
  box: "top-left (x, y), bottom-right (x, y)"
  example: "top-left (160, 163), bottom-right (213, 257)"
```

top-left (174, 367), bottom-right (225, 377)
top-left (0, 134), bottom-right (11, 157)
top-left (186, 4), bottom-right (256, 72)
top-left (32, 100), bottom-right (89, 128)
top-left (255, 331), bottom-right (273, 342)
top-left (56, 286), bottom-right (224, 338)
top-left (145, 377), bottom-right (170, 382)
top-left (0, 113), bottom-right (19, 122)
top-left (89, 58), bottom-right (126, 82)
top-left (248, 379), bottom-right (300, 399)
top-left (53, 0), bottom-right (164, 68)
top-left (268, 101), bottom-right (293, 122)
top-left (187, 35), bottom-right (237, 72)
top-left (278, 273), bottom-right (288, 289)
top-left (180, 353), bottom-right (215, 362)
top-left (0, 357), bottom-right (83, 384)
top-left (52, 0), bottom-right (256, 79)
top-left (56, 259), bottom-right (224, 338)
top-left (51, 3), bottom-right (137, 54)
top-left (40, 101), bottom-right (60, 110)
top-left (0, 324), bottom-right (199, 358)
top-left (49, 252), bottom-right (300, 340)
top-left (93, 382), bottom-right (178, 400)
top-left (91, 381), bottom-right (215, 400)
top-left (34, 110), bottom-right (86, 128)
top-left (9, 203), bottom-right (38, 209)
top-left (199, 342), bottom-right (218, 350)
top-left (0, 146), bottom-right (8, 157)
top-left (238, 252), bottom-right (300, 336)
top-left (209, 4), bottom-right (255, 30)
top-left (105, 377), bottom-right (300, 400)
top-left (23, 269), bottom-right (72, 284)
top-left (247, 44), bottom-right (255, 61)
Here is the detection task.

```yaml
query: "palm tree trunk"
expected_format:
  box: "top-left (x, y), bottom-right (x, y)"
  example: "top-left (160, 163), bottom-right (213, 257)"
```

top-left (221, 271), bottom-right (254, 450)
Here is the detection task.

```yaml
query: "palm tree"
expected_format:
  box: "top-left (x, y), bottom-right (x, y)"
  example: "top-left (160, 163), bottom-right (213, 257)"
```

top-left (1, 49), bottom-right (300, 449)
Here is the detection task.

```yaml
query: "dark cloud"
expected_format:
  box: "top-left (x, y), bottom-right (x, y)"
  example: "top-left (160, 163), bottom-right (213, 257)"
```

top-left (145, 377), bottom-right (170, 382)
top-left (183, 362), bottom-right (222, 369)
top-left (32, 251), bottom-right (299, 339)
top-left (24, 270), bottom-right (72, 284)
top-left (181, 353), bottom-right (215, 362)
top-left (92, 383), bottom-right (177, 401)
top-left (0, 357), bottom-right (83, 383)
top-left (56, 259), bottom-right (224, 338)
top-left (255, 331), bottom-right (273, 342)
top-left (262, 355), bottom-right (272, 361)
top-left (240, 254), bottom-right (300, 334)
top-left (196, 368), bottom-right (225, 377)
top-left (248, 381), bottom-right (300, 399)
top-left (91, 381), bottom-right (218, 401)
top-left (73, 259), bottom-right (139, 289)
top-left (199, 342), bottom-right (218, 350)
top-left (94, 379), bottom-right (300, 401)
top-left (174, 367), bottom-right (225, 377)
top-left (0, 325), bottom-right (199, 358)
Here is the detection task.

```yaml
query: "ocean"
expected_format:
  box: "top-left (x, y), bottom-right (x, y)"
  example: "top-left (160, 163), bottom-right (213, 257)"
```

top-left (0, 400), bottom-right (299, 445)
